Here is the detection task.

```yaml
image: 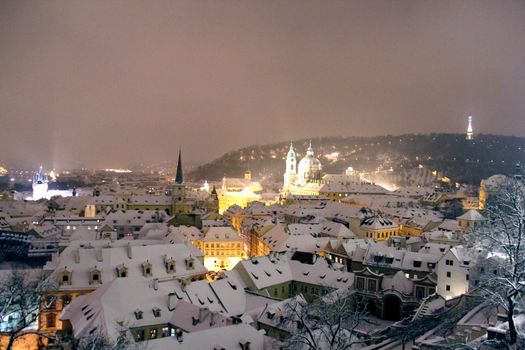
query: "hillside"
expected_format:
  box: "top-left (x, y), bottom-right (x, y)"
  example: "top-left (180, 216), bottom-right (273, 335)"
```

top-left (188, 134), bottom-right (525, 186)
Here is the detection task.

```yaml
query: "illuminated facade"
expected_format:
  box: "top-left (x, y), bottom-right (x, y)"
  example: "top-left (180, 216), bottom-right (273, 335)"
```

top-left (32, 166), bottom-right (48, 200)
top-left (360, 215), bottom-right (400, 241)
top-left (218, 187), bottom-right (261, 214)
top-left (283, 142), bottom-right (297, 189)
top-left (283, 142), bottom-right (323, 194)
top-left (297, 141), bottom-right (322, 186)
top-left (196, 227), bottom-right (244, 271)
top-left (218, 172), bottom-right (263, 214)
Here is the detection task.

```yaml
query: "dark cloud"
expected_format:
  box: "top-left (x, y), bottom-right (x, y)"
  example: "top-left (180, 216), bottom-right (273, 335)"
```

top-left (1, 0), bottom-right (524, 168)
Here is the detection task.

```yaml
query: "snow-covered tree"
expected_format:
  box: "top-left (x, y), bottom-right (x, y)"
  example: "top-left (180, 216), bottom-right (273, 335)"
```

top-left (0, 270), bottom-right (56, 350)
top-left (276, 289), bottom-right (371, 350)
top-left (467, 177), bottom-right (525, 345)
top-left (69, 326), bottom-right (143, 350)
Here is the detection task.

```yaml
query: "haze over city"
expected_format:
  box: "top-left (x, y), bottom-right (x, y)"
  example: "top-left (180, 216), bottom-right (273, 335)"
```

top-left (1, 0), bottom-right (525, 168)
top-left (3, 1), bottom-right (525, 350)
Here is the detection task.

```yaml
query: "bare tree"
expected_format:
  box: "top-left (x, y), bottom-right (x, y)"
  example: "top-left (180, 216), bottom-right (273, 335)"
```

top-left (53, 318), bottom-right (148, 350)
top-left (0, 270), bottom-right (57, 350)
top-left (276, 289), bottom-right (371, 350)
top-left (70, 326), bottom-right (143, 350)
top-left (467, 177), bottom-right (525, 345)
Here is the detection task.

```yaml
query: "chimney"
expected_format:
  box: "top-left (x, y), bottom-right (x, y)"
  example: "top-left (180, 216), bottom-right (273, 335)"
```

top-left (153, 278), bottom-right (159, 291)
top-left (96, 249), bottom-right (103, 262)
top-left (74, 248), bottom-right (80, 263)
top-left (168, 293), bottom-right (178, 311)
top-left (199, 307), bottom-right (210, 322)
top-left (175, 329), bottom-right (183, 343)
top-left (210, 310), bottom-right (218, 326)
top-left (127, 242), bottom-right (132, 259)
top-left (181, 278), bottom-right (190, 292)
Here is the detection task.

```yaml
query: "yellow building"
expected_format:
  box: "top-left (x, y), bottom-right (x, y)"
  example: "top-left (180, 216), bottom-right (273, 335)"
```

top-left (479, 175), bottom-right (507, 210)
top-left (196, 227), bottom-right (245, 271)
top-left (218, 187), bottom-right (261, 215)
top-left (360, 215), bottom-right (399, 241)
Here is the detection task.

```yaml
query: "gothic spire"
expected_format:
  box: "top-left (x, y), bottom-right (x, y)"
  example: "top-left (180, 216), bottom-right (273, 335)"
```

top-left (175, 148), bottom-right (183, 184)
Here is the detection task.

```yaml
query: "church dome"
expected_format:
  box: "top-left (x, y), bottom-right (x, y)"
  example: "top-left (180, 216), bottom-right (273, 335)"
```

top-left (297, 142), bottom-right (322, 185)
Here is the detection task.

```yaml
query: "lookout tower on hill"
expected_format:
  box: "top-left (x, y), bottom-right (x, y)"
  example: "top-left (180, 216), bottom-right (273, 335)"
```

top-left (466, 115), bottom-right (474, 140)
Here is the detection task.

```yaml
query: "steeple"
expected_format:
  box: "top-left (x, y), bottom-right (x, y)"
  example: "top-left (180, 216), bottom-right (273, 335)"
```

top-left (306, 141), bottom-right (314, 156)
top-left (284, 141), bottom-right (298, 190)
top-left (175, 149), bottom-right (183, 184)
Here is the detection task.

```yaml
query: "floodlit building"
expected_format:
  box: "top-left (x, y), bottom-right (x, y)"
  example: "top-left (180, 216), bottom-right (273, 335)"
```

top-left (436, 246), bottom-right (473, 300)
top-left (196, 227), bottom-right (244, 272)
top-left (359, 214), bottom-right (399, 241)
top-left (32, 166), bottom-right (49, 201)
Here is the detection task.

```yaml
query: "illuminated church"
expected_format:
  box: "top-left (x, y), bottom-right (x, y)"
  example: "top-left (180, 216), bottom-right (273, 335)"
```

top-left (283, 142), bottom-right (389, 199)
top-left (283, 142), bottom-right (323, 192)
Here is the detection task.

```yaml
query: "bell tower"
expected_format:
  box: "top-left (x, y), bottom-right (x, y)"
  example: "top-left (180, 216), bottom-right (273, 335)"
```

top-left (172, 149), bottom-right (189, 214)
top-left (284, 142), bottom-right (297, 189)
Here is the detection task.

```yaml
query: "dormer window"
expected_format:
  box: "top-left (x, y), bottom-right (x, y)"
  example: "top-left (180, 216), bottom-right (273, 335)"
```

top-left (165, 257), bottom-right (176, 273)
top-left (152, 307), bottom-right (161, 317)
top-left (116, 264), bottom-right (128, 278)
top-left (373, 255), bottom-right (383, 263)
top-left (134, 309), bottom-right (143, 320)
top-left (59, 268), bottom-right (72, 286)
top-left (142, 261), bottom-right (152, 277)
top-left (89, 267), bottom-right (102, 285)
top-left (413, 260), bottom-right (422, 268)
top-left (185, 256), bottom-right (195, 270)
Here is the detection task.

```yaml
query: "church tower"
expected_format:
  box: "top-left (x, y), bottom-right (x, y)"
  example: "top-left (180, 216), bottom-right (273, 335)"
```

top-left (466, 115), bottom-right (474, 140)
top-left (172, 149), bottom-right (189, 215)
top-left (284, 142), bottom-right (297, 189)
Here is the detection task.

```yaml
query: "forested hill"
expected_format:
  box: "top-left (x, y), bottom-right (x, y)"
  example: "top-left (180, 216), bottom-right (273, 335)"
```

top-left (188, 134), bottom-right (525, 185)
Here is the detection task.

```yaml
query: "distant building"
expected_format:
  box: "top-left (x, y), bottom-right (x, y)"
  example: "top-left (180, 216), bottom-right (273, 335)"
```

top-left (217, 172), bottom-right (262, 214)
top-left (466, 115), bottom-right (474, 140)
top-left (32, 166), bottom-right (48, 200)
top-left (84, 150), bottom-right (192, 216)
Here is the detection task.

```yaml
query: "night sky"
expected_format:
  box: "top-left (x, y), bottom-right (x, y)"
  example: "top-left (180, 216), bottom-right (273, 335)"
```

top-left (1, 0), bottom-right (525, 169)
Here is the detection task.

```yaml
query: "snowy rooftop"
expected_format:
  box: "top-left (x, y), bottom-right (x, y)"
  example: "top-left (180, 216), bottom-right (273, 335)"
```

top-left (45, 240), bottom-right (206, 290)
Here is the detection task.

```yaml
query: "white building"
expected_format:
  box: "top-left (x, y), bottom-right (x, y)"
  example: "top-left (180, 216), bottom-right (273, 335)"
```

top-left (436, 246), bottom-right (472, 299)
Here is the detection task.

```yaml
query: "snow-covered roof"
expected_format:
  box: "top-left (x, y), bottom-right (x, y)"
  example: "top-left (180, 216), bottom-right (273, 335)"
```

top-left (457, 210), bottom-right (485, 222)
top-left (438, 219), bottom-right (461, 232)
top-left (87, 195), bottom-right (117, 206)
top-left (260, 224), bottom-right (329, 253)
top-left (45, 240), bottom-right (206, 291)
top-left (61, 277), bottom-right (173, 340)
top-left (104, 210), bottom-right (168, 228)
top-left (363, 243), bottom-right (441, 273)
top-left (235, 253), bottom-right (353, 291)
top-left (202, 227), bottom-right (241, 242)
top-left (287, 222), bottom-right (355, 239)
top-left (145, 324), bottom-right (266, 350)
top-left (381, 271), bottom-right (413, 295)
top-left (360, 214), bottom-right (398, 230)
top-left (319, 182), bottom-right (390, 195)
top-left (128, 194), bottom-right (172, 205)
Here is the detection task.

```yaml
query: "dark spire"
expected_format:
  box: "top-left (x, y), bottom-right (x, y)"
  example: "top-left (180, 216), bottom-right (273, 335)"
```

top-left (175, 148), bottom-right (183, 184)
